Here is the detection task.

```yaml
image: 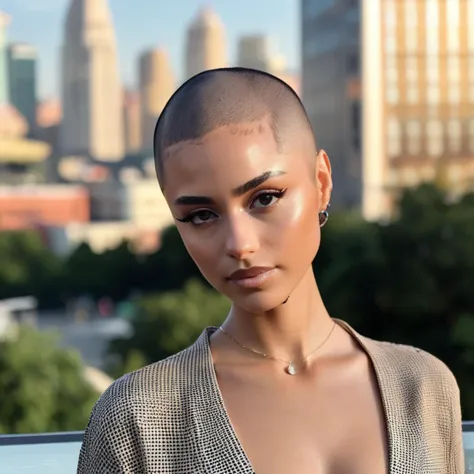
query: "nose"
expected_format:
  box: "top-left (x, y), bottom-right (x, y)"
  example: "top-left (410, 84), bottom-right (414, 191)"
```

top-left (225, 213), bottom-right (259, 260)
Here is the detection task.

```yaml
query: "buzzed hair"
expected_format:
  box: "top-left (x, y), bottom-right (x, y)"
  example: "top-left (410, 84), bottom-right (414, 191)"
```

top-left (153, 67), bottom-right (316, 186)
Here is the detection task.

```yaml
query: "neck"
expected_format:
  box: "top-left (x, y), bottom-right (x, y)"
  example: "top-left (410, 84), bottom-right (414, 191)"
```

top-left (221, 268), bottom-right (334, 363)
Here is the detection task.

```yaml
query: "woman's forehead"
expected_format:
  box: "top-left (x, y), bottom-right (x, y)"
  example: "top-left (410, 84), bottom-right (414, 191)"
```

top-left (163, 126), bottom-right (287, 179)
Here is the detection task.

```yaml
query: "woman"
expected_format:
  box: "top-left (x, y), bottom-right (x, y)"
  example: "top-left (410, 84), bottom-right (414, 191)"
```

top-left (77, 68), bottom-right (464, 473)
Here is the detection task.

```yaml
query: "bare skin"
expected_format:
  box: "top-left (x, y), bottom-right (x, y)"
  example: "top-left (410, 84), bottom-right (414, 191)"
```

top-left (162, 118), bottom-right (388, 473)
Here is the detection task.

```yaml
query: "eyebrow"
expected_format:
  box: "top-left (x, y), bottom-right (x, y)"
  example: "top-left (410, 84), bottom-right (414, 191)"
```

top-left (173, 170), bottom-right (286, 206)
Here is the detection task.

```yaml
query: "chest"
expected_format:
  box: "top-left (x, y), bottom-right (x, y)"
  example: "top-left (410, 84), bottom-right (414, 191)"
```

top-left (216, 359), bottom-right (389, 474)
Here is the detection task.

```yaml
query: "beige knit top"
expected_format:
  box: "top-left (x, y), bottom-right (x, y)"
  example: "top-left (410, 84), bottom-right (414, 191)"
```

top-left (77, 319), bottom-right (465, 473)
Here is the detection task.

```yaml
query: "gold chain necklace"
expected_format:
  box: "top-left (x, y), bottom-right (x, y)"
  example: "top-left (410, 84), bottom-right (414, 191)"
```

top-left (218, 321), bottom-right (337, 375)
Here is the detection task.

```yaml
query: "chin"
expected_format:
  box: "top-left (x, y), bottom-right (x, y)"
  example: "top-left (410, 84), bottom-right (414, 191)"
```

top-left (230, 290), bottom-right (290, 313)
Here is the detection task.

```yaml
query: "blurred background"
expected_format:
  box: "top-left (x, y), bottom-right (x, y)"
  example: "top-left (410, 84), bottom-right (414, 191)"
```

top-left (0, 0), bottom-right (473, 459)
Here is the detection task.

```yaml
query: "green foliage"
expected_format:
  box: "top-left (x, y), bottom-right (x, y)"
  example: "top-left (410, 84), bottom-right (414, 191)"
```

top-left (0, 231), bottom-right (62, 305)
top-left (0, 326), bottom-right (99, 434)
top-left (314, 184), bottom-right (474, 417)
top-left (109, 280), bottom-right (229, 371)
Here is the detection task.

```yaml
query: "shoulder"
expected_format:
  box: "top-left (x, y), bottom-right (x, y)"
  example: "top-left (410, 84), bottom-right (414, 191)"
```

top-left (95, 342), bottom-right (200, 416)
top-left (77, 342), bottom-right (204, 472)
top-left (361, 335), bottom-right (460, 402)
top-left (336, 319), bottom-right (459, 394)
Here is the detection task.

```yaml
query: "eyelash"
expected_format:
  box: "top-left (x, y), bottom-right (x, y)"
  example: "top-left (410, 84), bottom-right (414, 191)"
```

top-left (176, 188), bottom-right (288, 226)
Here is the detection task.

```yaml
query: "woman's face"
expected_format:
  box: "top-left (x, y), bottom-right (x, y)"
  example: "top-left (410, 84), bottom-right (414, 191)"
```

top-left (162, 121), bottom-right (332, 312)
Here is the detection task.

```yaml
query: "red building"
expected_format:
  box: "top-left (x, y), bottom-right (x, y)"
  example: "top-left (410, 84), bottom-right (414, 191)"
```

top-left (0, 185), bottom-right (90, 230)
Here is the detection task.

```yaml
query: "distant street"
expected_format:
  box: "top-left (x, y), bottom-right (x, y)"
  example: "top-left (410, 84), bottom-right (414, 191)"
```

top-left (37, 312), bottom-right (132, 370)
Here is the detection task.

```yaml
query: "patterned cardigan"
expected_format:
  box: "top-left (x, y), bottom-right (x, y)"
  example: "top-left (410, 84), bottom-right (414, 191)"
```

top-left (77, 319), bottom-right (465, 473)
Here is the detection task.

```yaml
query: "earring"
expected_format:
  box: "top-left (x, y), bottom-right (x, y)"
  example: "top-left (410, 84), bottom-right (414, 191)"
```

top-left (319, 203), bottom-right (330, 227)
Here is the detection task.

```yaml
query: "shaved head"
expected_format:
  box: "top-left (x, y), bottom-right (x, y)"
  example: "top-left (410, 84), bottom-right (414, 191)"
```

top-left (153, 67), bottom-right (316, 187)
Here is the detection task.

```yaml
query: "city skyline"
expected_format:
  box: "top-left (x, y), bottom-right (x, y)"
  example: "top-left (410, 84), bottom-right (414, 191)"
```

top-left (2, 0), bottom-right (300, 99)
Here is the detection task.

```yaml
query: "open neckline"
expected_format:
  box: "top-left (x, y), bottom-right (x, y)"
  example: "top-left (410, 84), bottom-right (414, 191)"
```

top-left (203, 319), bottom-right (393, 473)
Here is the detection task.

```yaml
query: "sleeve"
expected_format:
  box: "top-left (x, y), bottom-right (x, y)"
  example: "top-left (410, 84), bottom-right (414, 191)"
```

top-left (77, 390), bottom-right (142, 474)
top-left (447, 371), bottom-right (465, 474)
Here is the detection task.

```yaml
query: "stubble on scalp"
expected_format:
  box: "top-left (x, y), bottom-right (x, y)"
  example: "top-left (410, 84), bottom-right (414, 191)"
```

top-left (153, 67), bottom-right (318, 189)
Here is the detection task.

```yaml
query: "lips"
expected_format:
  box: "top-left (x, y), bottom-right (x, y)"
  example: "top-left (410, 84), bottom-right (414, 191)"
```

top-left (228, 267), bottom-right (275, 281)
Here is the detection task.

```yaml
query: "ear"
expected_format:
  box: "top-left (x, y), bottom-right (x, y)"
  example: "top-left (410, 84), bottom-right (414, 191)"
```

top-left (315, 149), bottom-right (332, 211)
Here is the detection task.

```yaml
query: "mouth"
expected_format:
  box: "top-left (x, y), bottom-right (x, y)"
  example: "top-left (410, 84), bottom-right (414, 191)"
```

top-left (227, 266), bottom-right (277, 289)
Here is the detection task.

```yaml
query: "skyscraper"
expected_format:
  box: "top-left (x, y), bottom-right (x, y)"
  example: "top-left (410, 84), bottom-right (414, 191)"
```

top-left (7, 43), bottom-right (37, 134)
top-left (139, 48), bottom-right (175, 152)
top-left (0, 11), bottom-right (10, 104)
top-left (61, 0), bottom-right (124, 162)
top-left (123, 90), bottom-right (141, 155)
top-left (185, 7), bottom-right (227, 80)
top-left (237, 34), bottom-right (287, 77)
top-left (237, 35), bottom-right (273, 72)
top-left (302, 0), bottom-right (474, 220)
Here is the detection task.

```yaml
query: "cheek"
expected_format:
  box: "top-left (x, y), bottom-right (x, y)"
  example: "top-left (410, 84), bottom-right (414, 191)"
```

top-left (268, 192), bottom-right (320, 253)
top-left (179, 229), bottom-right (219, 275)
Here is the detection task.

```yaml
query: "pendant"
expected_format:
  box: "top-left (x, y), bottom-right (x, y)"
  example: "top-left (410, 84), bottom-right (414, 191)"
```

top-left (287, 362), bottom-right (296, 375)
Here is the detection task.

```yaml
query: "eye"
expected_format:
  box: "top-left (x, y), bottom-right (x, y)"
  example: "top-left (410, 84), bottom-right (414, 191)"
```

top-left (251, 189), bottom-right (287, 209)
top-left (179, 209), bottom-right (217, 226)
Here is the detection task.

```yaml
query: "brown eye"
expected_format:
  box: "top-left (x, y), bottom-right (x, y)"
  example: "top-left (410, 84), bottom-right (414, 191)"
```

top-left (191, 210), bottom-right (215, 224)
top-left (252, 193), bottom-right (278, 208)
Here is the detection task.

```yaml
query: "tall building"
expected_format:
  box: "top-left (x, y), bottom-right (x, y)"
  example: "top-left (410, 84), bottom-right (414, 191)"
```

top-left (7, 43), bottom-right (37, 134)
top-left (237, 34), bottom-right (286, 76)
top-left (237, 35), bottom-right (273, 72)
top-left (302, 0), bottom-right (361, 211)
top-left (61, 0), bottom-right (124, 162)
top-left (302, 0), bottom-right (474, 220)
top-left (123, 90), bottom-right (141, 155)
top-left (185, 7), bottom-right (227, 80)
top-left (0, 11), bottom-right (10, 104)
top-left (139, 48), bottom-right (175, 152)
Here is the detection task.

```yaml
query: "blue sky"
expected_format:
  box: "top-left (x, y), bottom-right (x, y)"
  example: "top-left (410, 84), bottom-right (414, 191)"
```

top-left (3, 0), bottom-right (300, 100)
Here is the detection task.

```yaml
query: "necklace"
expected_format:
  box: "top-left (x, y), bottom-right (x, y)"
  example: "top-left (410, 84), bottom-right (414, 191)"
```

top-left (218, 321), bottom-right (337, 375)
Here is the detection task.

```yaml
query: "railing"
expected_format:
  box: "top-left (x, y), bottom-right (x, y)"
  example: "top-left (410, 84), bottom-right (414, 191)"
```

top-left (0, 423), bottom-right (473, 473)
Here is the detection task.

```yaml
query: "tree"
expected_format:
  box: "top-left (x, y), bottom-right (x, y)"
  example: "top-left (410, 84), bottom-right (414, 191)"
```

top-left (0, 231), bottom-right (62, 307)
top-left (108, 280), bottom-right (230, 374)
top-left (139, 225), bottom-right (203, 293)
top-left (315, 184), bottom-right (474, 418)
top-left (0, 326), bottom-right (99, 434)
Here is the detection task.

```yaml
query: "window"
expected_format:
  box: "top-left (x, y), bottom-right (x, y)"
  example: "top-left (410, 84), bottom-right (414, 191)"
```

top-left (469, 0), bottom-right (474, 52)
top-left (407, 86), bottom-right (418, 104)
top-left (448, 87), bottom-right (460, 105)
top-left (406, 120), bottom-right (422, 155)
top-left (426, 120), bottom-right (443, 157)
top-left (427, 85), bottom-right (440, 105)
top-left (426, 0), bottom-right (439, 55)
top-left (385, 35), bottom-right (397, 54)
top-left (385, 0), bottom-right (397, 29)
top-left (426, 0), bottom-right (439, 28)
top-left (447, 119), bottom-right (462, 153)
top-left (387, 87), bottom-right (399, 104)
top-left (447, 57), bottom-right (460, 81)
top-left (386, 65), bottom-right (398, 82)
top-left (402, 168), bottom-right (419, 187)
top-left (387, 118), bottom-right (401, 157)
top-left (446, 0), bottom-right (460, 52)
top-left (405, 0), bottom-right (418, 51)
top-left (406, 57), bottom-right (417, 81)
top-left (426, 57), bottom-right (439, 83)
